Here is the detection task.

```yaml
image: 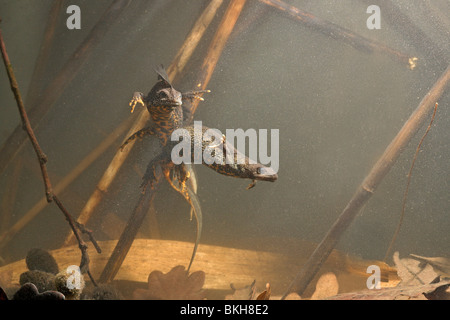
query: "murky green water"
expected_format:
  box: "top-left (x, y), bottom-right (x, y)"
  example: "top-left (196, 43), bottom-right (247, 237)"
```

top-left (0, 0), bottom-right (448, 299)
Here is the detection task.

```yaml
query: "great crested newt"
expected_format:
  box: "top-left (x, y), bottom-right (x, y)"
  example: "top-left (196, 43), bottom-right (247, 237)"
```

top-left (121, 65), bottom-right (277, 271)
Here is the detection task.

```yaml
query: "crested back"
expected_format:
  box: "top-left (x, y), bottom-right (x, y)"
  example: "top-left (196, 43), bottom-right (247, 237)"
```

top-left (154, 64), bottom-right (172, 87)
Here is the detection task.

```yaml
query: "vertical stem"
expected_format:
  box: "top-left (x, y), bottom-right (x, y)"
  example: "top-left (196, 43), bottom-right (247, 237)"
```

top-left (383, 103), bottom-right (438, 261)
top-left (25, 0), bottom-right (63, 105)
top-left (0, 0), bottom-right (129, 176)
top-left (1, 24), bottom-right (100, 285)
top-left (282, 65), bottom-right (450, 298)
top-left (189, 0), bottom-right (248, 117)
top-left (98, 184), bottom-right (157, 283)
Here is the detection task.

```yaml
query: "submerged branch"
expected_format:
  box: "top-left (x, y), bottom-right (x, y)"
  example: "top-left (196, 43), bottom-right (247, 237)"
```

top-left (0, 0), bottom-right (129, 177)
top-left (25, 0), bottom-right (63, 105)
top-left (260, 0), bottom-right (418, 69)
top-left (0, 116), bottom-right (131, 251)
top-left (186, 0), bottom-right (248, 120)
top-left (282, 64), bottom-right (450, 298)
top-left (0, 25), bottom-right (99, 285)
top-left (384, 102), bottom-right (439, 262)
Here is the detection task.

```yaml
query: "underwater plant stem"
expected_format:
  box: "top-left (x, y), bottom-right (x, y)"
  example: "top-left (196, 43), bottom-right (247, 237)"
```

top-left (384, 102), bottom-right (438, 262)
top-left (188, 0), bottom-right (248, 118)
top-left (62, 112), bottom-right (150, 245)
top-left (282, 65), bottom-right (450, 298)
top-left (99, 0), bottom-right (247, 283)
top-left (0, 116), bottom-right (131, 252)
top-left (0, 26), bottom-right (99, 285)
top-left (374, 0), bottom-right (449, 70)
top-left (167, 0), bottom-right (224, 80)
top-left (0, 0), bottom-right (129, 177)
top-left (99, 184), bottom-right (158, 283)
top-left (0, 28), bottom-right (53, 202)
top-left (25, 0), bottom-right (63, 105)
top-left (260, 0), bottom-right (418, 69)
top-left (0, 158), bottom-right (22, 235)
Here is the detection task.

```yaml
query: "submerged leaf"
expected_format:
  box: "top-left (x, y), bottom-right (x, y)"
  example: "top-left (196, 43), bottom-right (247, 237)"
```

top-left (310, 272), bottom-right (339, 300)
top-left (325, 280), bottom-right (450, 300)
top-left (393, 252), bottom-right (438, 285)
top-left (225, 280), bottom-right (256, 300)
top-left (283, 292), bottom-right (302, 300)
top-left (133, 265), bottom-right (205, 300)
top-left (256, 283), bottom-right (271, 300)
top-left (409, 254), bottom-right (450, 278)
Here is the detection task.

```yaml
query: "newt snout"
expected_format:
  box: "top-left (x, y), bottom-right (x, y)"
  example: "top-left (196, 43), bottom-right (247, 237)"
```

top-left (252, 164), bottom-right (278, 182)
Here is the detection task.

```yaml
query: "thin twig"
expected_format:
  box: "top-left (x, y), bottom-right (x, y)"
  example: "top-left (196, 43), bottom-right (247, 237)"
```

top-left (0, 116), bottom-right (132, 251)
top-left (167, 0), bottom-right (224, 80)
top-left (374, 0), bottom-right (448, 70)
top-left (0, 158), bottom-right (22, 235)
top-left (0, 0), bottom-right (130, 177)
top-left (187, 0), bottom-right (248, 119)
top-left (25, 0), bottom-right (63, 105)
top-left (281, 64), bottom-right (450, 298)
top-left (0, 25), bottom-right (99, 285)
top-left (384, 102), bottom-right (438, 262)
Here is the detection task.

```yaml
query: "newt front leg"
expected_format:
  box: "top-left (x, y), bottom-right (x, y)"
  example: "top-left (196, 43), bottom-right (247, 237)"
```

top-left (120, 126), bottom-right (156, 151)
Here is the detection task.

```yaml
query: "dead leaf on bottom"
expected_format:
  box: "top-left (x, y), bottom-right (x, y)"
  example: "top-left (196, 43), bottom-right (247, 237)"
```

top-left (256, 283), bottom-right (271, 300)
top-left (133, 265), bottom-right (205, 300)
top-left (325, 279), bottom-right (450, 300)
top-left (225, 280), bottom-right (256, 300)
top-left (409, 254), bottom-right (450, 278)
top-left (393, 252), bottom-right (438, 285)
top-left (310, 272), bottom-right (339, 300)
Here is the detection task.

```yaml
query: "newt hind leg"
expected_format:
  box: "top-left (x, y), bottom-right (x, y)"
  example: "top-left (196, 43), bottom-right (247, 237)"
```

top-left (164, 164), bottom-right (202, 272)
top-left (120, 126), bottom-right (156, 151)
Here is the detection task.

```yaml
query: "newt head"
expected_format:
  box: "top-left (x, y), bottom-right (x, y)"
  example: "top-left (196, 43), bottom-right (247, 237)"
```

top-left (244, 164), bottom-right (278, 189)
top-left (154, 87), bottom-right (182, 107)
top-left (146, 66), bottom-right (183, 110)
top-left (251, 164), bottom-right (278, 182)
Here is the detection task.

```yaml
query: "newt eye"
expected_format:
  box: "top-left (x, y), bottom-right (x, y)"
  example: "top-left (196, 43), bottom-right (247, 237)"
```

top-left (158, 91), bottom-right (168, 99)
top-left (257, 167), bottom-right (269, 175)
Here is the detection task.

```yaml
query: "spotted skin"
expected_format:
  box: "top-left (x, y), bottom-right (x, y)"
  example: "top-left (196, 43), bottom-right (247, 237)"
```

top-left (164, 124), bottom-right (278, 188)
